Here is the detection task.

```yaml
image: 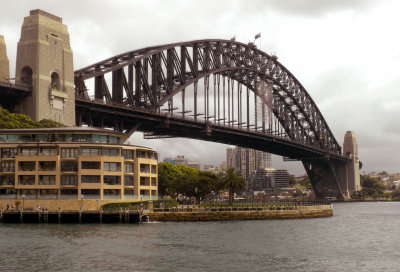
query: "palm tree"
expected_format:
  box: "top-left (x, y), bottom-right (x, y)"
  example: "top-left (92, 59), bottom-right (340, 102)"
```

top-left (223, 167), bottom-right (246, 205)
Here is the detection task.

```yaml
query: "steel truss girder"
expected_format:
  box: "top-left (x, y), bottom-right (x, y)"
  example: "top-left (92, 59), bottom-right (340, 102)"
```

top-left (74, 39), bottom-right (341, 155)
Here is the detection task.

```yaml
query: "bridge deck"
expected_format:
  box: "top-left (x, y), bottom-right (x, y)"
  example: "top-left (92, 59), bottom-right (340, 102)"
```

top-left (0, 82), bottom-right (31, 111)
top-left (75, 97), bottom-right (347, 162)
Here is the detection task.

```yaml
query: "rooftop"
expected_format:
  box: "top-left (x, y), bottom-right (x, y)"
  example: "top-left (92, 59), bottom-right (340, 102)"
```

top-left (0, 126), bottom-right (125, 136)
top-left (30, 9), bottom-right (62, 23)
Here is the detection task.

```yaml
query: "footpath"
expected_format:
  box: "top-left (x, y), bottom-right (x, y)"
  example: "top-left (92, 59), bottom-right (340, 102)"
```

top-left (145, 203), bottom-right (333, 221)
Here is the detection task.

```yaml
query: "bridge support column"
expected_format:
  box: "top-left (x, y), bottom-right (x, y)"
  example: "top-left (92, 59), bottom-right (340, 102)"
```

top-left (304, 131), bottom-right (361, 200)
top-left (341, 131), bottom-right (361, 196)
top-left (15, 10), bottom-right (75, 126)
top-left (0, 35), bottom-right (10, 83)
top-left (303, 159), bottom-right (346, 200)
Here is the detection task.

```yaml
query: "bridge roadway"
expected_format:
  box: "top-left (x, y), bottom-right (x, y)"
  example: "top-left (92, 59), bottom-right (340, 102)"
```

top-left (0, 86), bottom-right (347, 162)
top-left (0, 82), bottom-right (31, 111)
top-left (75, 96), bottom-right (347, 162)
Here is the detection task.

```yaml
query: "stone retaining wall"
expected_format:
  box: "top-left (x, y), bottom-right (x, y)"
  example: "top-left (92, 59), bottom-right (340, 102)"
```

top-left (147, 205), bottom-right (333, 221)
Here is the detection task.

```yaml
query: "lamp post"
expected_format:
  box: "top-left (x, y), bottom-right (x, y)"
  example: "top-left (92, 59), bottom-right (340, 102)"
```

top-left (80, 194), bottom-right (84, 210)
top-left (195, 187), bottom-right (198, 205)
top-left (22, 194), bottom-right (25, 211)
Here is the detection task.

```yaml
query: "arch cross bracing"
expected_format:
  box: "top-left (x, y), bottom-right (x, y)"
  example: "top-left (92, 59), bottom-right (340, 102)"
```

top-left (74, 39), bottom-right (342, 160)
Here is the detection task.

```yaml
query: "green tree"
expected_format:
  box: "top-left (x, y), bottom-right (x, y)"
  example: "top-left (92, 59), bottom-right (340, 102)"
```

top-left (222, 167), bottom-right (246, 205)
top-left (0, 108), bottom-right (65, 129)
top-left (158, 162), bottom-right (224, 202)
top-left (289, 175), bottom-right (296, 186)
top-left (361, 175), bottom-right (386, 198)
top-left (39, 119), bottom-right (66, 128)
top-left (391, 189), bottom-right (400, 199)
top-left (158, 162), bottom-right (181, 196)
top-left (299, 177), bottom-right (312, 189)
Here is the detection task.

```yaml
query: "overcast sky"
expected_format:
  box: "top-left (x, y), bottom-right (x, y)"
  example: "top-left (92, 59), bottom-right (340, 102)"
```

top-left (1, 0), bottom-right (400, 175)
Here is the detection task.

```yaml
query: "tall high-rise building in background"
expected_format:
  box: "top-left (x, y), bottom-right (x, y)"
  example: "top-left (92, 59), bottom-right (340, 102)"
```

top-left (257, 151), bottom-right (272, 169)
top-left (274, 169), bottom-right (289, 189)
top-left (226, 148), bottom-right (236, 169)
top-left (226, 146), bottom-right (272, 180)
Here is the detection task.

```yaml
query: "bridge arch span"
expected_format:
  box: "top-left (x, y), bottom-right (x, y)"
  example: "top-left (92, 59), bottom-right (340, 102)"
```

top-left (75, 39), bottom-right (340, 156)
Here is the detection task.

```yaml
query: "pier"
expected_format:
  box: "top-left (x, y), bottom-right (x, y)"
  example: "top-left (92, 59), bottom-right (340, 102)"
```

top-left (0, 209), bottom-right (142, 224)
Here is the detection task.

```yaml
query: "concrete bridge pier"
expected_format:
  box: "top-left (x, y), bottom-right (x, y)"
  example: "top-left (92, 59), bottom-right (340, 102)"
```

top-left (304, 131), bottom-right (360, 200)
top-left (303, 159), bottom-right (346, 200)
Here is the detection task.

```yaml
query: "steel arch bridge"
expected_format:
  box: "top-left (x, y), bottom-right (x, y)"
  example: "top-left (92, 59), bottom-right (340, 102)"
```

top-left (74, 39), bottom-right (351, 199)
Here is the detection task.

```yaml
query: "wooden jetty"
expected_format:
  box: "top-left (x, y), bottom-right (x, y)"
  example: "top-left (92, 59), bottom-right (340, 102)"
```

top-left (0, 209), bottom-right (143, 224)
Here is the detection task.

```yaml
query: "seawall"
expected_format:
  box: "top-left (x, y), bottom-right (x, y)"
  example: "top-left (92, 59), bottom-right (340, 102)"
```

top-left (147, 205), bottom-right (333, 221)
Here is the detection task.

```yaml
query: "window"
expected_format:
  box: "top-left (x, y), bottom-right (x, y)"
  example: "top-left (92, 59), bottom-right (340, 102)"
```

top-left (1, 161), bottom-right (14, 172)
top-left (18, 175), bottom-right (35, 185)
top-left (103, 189), bottom-right (120, 199)
top-left (1, 148), bottom-right (17, 158)
top-left (81, 189), bottom-right (100, 199)
top-left (108, 136), bottom-right (119, 144)
top-left (58, 134), bottom-right (73, 142)
top-left (61, 161), bottom-right (78, 172)
top-left (0, 175), bottom-right (14, 186)
top-left (20, 189), bottom-right (38, 198)
top-left (124, 176), bottom-right (133, 186)
top-left (39, 189), bottom-right (58, 199)
top-left (122, 149), bottom-right (133, 159)
top-left (0, 189), bottom-right (17, 196)
top-left (39, 147), bottom-right (58, 155)
top-left (104, 162), bottom-right (121, 172)
top-left (140, 177), bottom-right (150, 186)
top-left (81, 148), bottom-right (100, 156)
top-left (124, 163), bottom-right (133, 173)
top-left (151, 165), bottom-right (157, 174)
top-left (151, 177), bottom-right (157, 186)
top-left (73, 134), bottom-right (91, 142)
top-left (124, 189), bottom-right (134, 196)
top-left (39, 175), bottom-right (56, 185)
top-left (140, 164), bottom-right (150, 173)
top-left (102, 148), bottom-right (119, 156)
top-left (20, 134), bottom-right (35, 142)
top-left (104, 176), bottom-right (121, 185)
top-left (60, 189), bottom-right (78, 199)
top-left (81, 175), bottom-right (100, 183)
top-left (19, 161), bottom-right (35, 171)
top-left (81, 161), bottom-right (101, 170)
top-left (51, 72), bottom-right (61, 90)
top-left (92, 134), bottom-right (107, 143)
top-left (21, 147), bottom-right (38, 156)
top-left (39, 161), bottom-right (56, 171)
top-left (61, 148), bottom-right (79, 158)
top-left (152, 152), bottom-right (158, 160)
top-left (61, 175), bottom-right (78, 186)
top-left (137, 150), bottom-right (148, 158)
top-left (20, 66), bottom-right (33, 86)
top-left (5, 135), bottom-right (20, 142)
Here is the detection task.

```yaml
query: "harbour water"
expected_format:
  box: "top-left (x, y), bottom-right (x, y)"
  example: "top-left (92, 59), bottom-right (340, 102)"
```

top-left (1, 202), bottom-right (400, 271)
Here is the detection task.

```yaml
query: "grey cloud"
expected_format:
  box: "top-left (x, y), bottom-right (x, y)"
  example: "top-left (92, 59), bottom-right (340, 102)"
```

top-left (239, 0), bottom-right (377, 17)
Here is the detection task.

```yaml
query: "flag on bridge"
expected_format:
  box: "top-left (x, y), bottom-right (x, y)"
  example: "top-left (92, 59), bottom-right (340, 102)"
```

top-left (230, 35), bottom-right (236, 41)
top-left (254, 32), bottom-right (261, 40)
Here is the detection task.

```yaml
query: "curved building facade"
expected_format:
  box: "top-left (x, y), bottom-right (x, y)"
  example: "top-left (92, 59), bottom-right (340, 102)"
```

top-left (0, 127), bottom-right (158, 210)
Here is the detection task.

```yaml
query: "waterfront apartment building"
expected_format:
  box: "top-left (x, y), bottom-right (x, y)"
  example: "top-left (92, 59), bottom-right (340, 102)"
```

top-left (0, 127), bottom-right (158, 210)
